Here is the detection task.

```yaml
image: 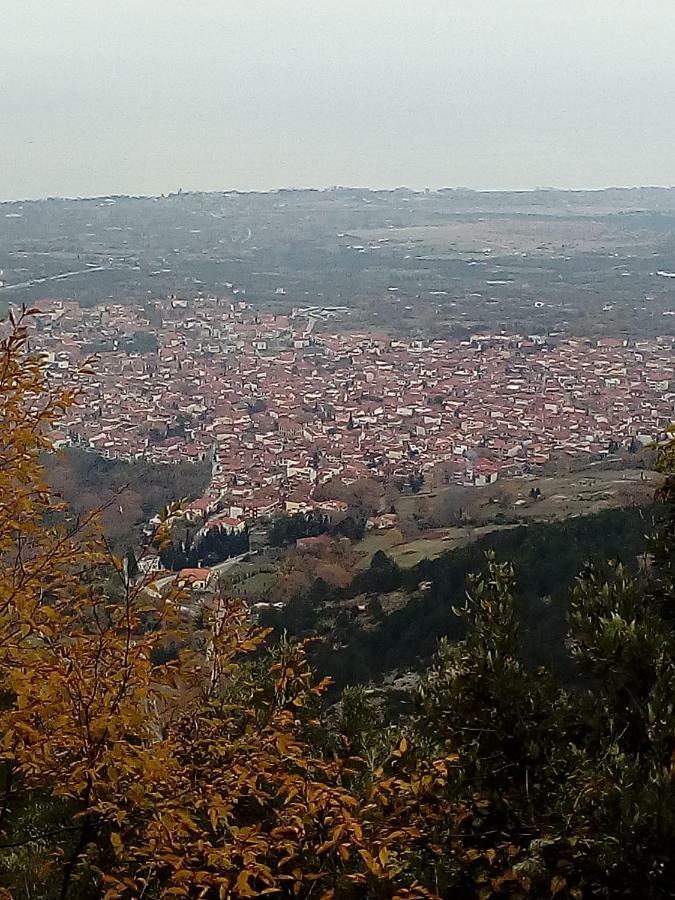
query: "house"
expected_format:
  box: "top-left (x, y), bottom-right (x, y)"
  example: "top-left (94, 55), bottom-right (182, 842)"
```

top-left (470, 460), bottom-right (500, 486)
top-left (285, 498), bottom-right (314, 515)
top-left (178, 568), bottom-right (213, 592)
top-left (184, 497), bottom-right (213, 521)
top-left (313, 499), bottom-right (349, 520)
top-left (244, 497), bottom-right (278, 520)
top-left (366, 513), bottom-right (399, 530)
top-left (200, 515), bottom-right (246, 534)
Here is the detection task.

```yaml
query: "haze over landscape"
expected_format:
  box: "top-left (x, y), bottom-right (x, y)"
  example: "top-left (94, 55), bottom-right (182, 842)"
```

top-left (4, 0), bottom-right (675, 200)
top-left (2, 3), bottom-right (675, 899)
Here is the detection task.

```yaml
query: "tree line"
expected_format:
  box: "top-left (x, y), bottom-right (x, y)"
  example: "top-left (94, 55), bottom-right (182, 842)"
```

top-left (268, 511), bottom-right (366, 547)
top-left (159, 522), bottom-right (250, 571)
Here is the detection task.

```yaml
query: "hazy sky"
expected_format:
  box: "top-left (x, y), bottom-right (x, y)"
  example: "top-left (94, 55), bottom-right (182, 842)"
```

top-left (3, 0), bottom-right (675, 200)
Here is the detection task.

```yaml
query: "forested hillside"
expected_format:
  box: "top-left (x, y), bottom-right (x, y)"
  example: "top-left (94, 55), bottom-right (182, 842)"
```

top-left (2, 311), bottom-right (675, 898)
top-left (45, 447), bottom-right (210, 551)
top-left (266, 506), bottom-right (661, 688)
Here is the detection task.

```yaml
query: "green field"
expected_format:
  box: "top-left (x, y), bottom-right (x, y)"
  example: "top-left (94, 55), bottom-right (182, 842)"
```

top-left (357, 524), bottom-right (519, 570)
top-left (218, 558), bottom-right (279, 598)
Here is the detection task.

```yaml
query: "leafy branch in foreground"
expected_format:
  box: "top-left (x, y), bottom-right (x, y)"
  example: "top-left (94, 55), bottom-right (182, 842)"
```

top-left (0, 311), bottom-right (455, 898)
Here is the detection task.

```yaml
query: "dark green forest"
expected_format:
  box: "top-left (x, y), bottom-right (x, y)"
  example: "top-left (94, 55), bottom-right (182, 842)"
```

top-left (264, 506), bottom-right (660, 689)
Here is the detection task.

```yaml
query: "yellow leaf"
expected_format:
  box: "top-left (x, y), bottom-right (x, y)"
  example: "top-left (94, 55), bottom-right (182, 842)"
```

top-left (235, 871), bottom-right (257, 897)
top-left (358, 849), bottom-right (381, 876)
top-left (551, 876), bottom-right (567, 895)
top-left (110, 832), bottom-right (123, 856)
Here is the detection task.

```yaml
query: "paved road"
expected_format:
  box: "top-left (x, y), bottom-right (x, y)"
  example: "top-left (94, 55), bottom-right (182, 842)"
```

top-left (0, 264), bottom-right (113, 292)
top-left (210, 551), bottom-right (257, 574)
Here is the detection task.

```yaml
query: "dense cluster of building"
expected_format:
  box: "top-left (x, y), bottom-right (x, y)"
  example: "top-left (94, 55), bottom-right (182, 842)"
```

top-left (31, 296), bottom-right (674, 525)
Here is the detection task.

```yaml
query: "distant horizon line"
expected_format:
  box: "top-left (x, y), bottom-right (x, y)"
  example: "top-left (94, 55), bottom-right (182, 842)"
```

top-left (3, 183), bottom-right (675, 205)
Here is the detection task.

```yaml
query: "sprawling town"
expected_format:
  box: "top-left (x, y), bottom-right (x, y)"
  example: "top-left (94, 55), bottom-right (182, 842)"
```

top-left (29, 295), bottom-right (674, 535)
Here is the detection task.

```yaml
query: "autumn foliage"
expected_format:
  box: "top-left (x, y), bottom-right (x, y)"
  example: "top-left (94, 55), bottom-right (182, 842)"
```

top-left (1, 311), bottom-right (675, 899)
top-left (0, 314), bottom-right (459, 897)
